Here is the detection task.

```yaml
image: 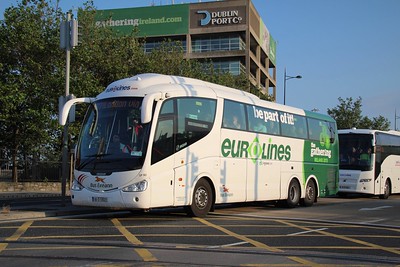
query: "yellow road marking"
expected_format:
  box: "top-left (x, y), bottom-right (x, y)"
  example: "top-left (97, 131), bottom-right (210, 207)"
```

top-left (0, 243), bottom-right (7, 253)
top-left (111, 218), bottom-right (157, 262)
top-left (196, 218), bottom-right (324, 266)
top-left (195, 217), bottom-right (282, 252)
top-left (0, 221), bottom-right (33, 254)
top-left (6, 221), bottom-right (33, 241)
top-left (288, 256), bottom-right (321, 267)
top-left (278, 220), bottom-right (400, 256)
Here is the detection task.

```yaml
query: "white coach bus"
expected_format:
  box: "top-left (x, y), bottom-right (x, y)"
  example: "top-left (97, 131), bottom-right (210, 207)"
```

top-left (338, 129), bottom-right (400, 198)
top-left (60, 73), bottom-right (339, 217)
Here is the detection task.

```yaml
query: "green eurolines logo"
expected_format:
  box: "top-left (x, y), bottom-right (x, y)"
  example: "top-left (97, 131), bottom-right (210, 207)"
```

top-left (221, 137), bottom-right (291, 163)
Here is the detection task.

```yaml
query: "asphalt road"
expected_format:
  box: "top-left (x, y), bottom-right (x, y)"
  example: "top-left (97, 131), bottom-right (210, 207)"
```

top-left (0, 194), bottom-right (399, 266)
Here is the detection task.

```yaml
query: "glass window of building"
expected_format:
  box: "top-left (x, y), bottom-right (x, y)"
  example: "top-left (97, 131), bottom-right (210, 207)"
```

top-left (211, 60), bottom-right (245, 76)
top-left (192, 35), bottom-right (245, 53)
top-left (144, 40), bottom-right (186, 54)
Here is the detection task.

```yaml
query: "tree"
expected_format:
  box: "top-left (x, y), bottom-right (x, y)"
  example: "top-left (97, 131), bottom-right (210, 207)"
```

top-left (0, 0), bottom-right (64, 181)
top-left (327, 97), bottom-right (390, 130)
top-left (370, 115), bottom-right (390, 130)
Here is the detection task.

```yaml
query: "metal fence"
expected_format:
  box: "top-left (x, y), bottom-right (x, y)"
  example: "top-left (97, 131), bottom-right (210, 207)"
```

top-left (0, 160), bottom-right (64, 182)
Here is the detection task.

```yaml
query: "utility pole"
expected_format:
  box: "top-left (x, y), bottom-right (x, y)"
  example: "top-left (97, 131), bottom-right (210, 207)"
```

top-left (59, 12), bottom-right (78, 205)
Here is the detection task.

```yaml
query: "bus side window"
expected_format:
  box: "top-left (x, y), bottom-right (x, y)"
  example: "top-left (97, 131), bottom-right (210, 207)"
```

top-left (267, 120), bottom-right (280, 135)
top-left (307, 118), bottom-right (322, 141)
top-left (176, 98), bottom-right (216, 150)
top-left (327, 121), bottom-right (337, 143)
top-left (222, 100), bottom-right (246, 130)
top-left (294, 116), bottom-right (307, 139)
top-left (308, 118), bottom-right (337, 145)
top-left (281, 114), bottom-right (307, 139)
top-left (152, 118), bottom-right (174, 164)
top-left (151, 100), bottom-right (175, 164)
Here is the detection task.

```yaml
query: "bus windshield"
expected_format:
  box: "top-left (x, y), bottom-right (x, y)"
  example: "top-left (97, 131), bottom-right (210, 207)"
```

top-left (339, 133), bottom-right (373, 171)
top-left (76, 97), bottom-right (150, 173)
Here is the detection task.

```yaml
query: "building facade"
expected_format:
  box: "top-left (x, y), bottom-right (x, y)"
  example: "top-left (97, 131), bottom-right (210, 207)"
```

top-left (95, 0), bottom-right (277, 100)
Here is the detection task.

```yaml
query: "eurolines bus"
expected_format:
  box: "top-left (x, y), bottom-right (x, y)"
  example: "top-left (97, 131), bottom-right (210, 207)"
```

top-left (338, 129), bottom-right (400, 199)
top-left (60, 73), bottom-right (339, 217)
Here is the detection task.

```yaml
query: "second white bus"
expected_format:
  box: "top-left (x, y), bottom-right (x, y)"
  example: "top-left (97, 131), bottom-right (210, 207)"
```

top-left (339, 129), bottom-right (400, 198)
top-left (60, 73), bottom-right (339, 216)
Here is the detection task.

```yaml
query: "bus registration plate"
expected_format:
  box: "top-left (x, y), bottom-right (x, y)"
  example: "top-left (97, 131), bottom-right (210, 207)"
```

top-left (92, 196), bottom-right (108, 203)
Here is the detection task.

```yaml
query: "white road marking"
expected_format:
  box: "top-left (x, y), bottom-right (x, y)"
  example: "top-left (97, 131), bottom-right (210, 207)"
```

top-left (361, 219), bottom-right (385, 224)
top-left (287, 228), bottom-right (328, 236)
top-left (207, 241), bottom-right (248, 248)
top-left (359, 206), bottom-right (392, 211)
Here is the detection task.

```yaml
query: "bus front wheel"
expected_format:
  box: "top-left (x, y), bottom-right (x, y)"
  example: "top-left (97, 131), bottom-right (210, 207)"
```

top-left (187, 179), bottom-right (213, 217)
top-left (379, 179), bottom-right (391, 199)
top-left (301, 180), bottom-right (316, 207)
top-left (286, 179), bottom-right (300, 208)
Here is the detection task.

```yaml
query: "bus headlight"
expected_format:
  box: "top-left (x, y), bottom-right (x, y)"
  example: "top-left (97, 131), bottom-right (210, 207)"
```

top-left (122, 180), bottom-right (148, 192)
top-left (360, 179), bottom-right (372, 183)
top-left (71, 180), bottom-right (83, 191)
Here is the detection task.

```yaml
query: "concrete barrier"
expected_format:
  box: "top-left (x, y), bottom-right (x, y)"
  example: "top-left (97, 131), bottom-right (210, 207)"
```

top-left (0, 182), bottom-right (62, 193)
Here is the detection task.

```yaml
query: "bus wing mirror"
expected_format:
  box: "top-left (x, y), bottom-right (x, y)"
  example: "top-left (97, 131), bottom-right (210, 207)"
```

top-left (330, 137), bottom-right (335, 144)
top-left (59, 97), bottom-right (95, 126)
top-left (141, 92), bottom-right (164, 124)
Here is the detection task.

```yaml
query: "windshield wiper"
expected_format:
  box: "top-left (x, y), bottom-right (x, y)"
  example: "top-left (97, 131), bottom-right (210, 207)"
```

top-left (77, 153), bottom-right (113, 169)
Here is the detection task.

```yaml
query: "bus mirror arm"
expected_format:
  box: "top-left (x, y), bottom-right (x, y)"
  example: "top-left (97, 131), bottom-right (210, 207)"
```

top-left (141, 92), bottom-right (164, 124)
top-left (59, 97), bottom-right (95, 126)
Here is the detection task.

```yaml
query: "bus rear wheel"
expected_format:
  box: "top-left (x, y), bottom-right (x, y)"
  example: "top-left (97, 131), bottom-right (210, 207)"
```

top-left (301, 180), bottom-right (316, 207)
top-left (286, 179), bottom-right (300, 208)
top-left (379, 179), bottom-right (391, 199)
top-left (187, 179), bottom-right (213, 217)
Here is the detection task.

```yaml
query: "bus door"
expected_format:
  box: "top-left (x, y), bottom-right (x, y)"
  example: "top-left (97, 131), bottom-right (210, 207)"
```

top-left (150, 117), bottom-right (175, 208)
top-left (376, 153), bottom-right (392, 196)
top-left (172, 96), bottom-right (218, 206)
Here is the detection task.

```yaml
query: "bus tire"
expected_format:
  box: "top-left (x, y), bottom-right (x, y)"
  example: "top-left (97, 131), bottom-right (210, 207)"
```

top-left (379, 179), bottom-right (391, 199)
top-left (301, 180), bottom-right (316, 207)
top-left (187, 179), bottom-right (213, 217)
top-left (286, 179), bottom-right (300, 208)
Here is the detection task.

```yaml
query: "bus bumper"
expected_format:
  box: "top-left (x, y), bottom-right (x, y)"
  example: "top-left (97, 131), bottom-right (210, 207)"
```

top-left (70, 189), bottom-right (151, 209)
top-left (339, 174), bottom-right (374, 194)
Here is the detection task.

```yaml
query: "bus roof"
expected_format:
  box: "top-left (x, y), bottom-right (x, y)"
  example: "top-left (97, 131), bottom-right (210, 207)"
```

top-left (96, 73), bottom-right (333, 120)
top-left (338, 129), bottom-right (400, 136)
top-left (97, 73), bottom-right (258, 100)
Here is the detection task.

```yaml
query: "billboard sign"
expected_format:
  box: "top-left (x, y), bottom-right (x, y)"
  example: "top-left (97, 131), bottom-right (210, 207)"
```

top-left (191, 6), bottom-right (246, 28)
top-left (260, 20), bottom-right (270, 55)
top-left (269, 35), bottom-right (277, 65)
top-left (95, 5), bottom-right (189, 36)
top-left (260, 19), bottom-right (277, 65)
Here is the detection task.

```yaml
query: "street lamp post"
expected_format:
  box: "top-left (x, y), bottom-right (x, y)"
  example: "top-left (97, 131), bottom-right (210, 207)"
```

top-left (60, 12), bottom-right (78, 206)
top-left (395, 109), bottom-right (400, 131)
top-left (283, 68), bottom-right (302, 105)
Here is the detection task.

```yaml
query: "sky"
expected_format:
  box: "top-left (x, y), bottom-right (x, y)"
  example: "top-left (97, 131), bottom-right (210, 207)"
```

top-left (1, 0), bottom-right (400, 129)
